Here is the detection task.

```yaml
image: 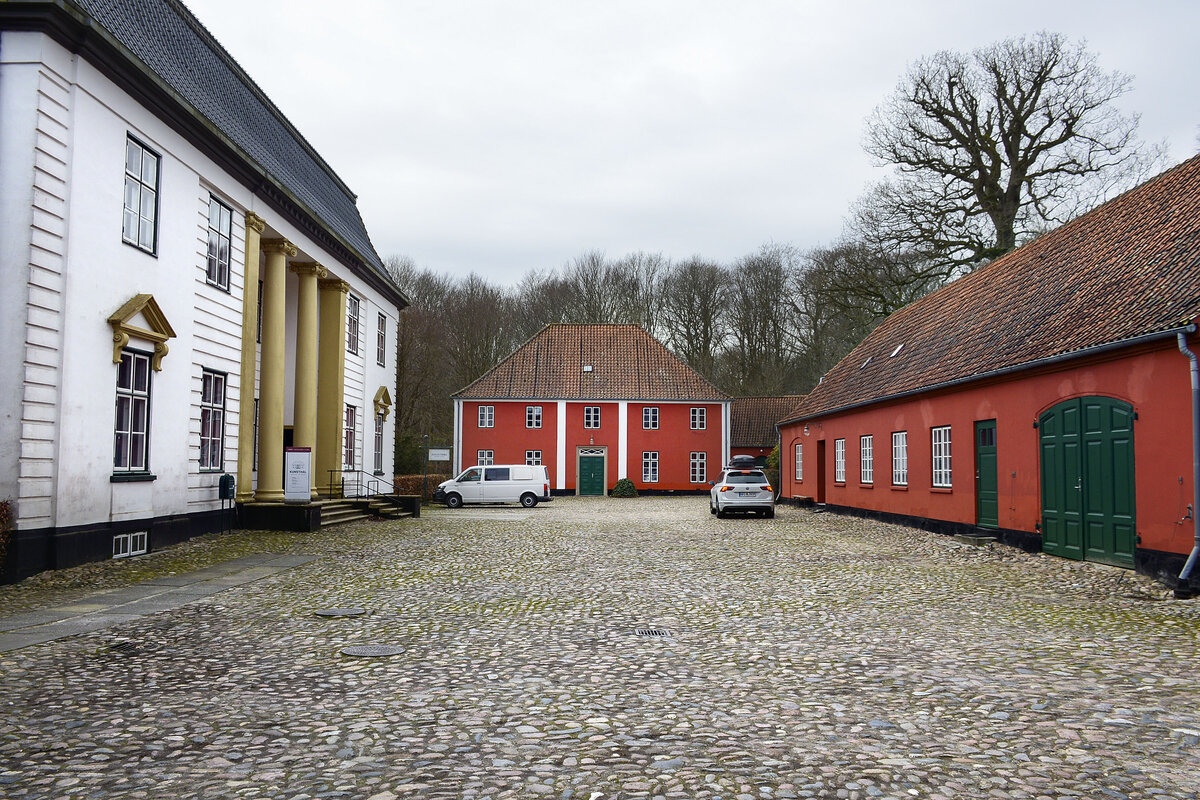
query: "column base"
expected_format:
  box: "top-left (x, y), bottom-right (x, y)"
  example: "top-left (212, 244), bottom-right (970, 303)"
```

top-left (255, 489), bottom-right (285, 502)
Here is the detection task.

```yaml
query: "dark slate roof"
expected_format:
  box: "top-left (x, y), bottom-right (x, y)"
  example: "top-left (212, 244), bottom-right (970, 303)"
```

top-left (455, 324), bottom-right (731, 402)
top-left (6, 0), bottom-right (403, 303)
top-left (731, 396), bottom-right (805, 447)
top-left (786, 154), bottom-right (1200, 423)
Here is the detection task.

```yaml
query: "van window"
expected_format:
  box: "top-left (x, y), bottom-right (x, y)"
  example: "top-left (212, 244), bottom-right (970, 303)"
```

top-left (484, 467), bottom-right (510, 481)
top-left (457, 468), bottom-right (481, 482)
top-left (511, 466), bottom-right (534, 481)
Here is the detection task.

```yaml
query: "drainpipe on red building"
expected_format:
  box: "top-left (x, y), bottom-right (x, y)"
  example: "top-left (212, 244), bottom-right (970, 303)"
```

top-left (1177, 329), bottom-right (1200, 596)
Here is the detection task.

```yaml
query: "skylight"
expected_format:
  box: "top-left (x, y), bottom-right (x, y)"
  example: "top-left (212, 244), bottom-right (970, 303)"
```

top-left (890, 344), bottom-right (904, 358)
top-left (861, 356), bottom-right (873, 369)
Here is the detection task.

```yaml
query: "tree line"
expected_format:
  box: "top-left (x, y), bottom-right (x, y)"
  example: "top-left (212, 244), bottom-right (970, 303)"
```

top-left (388, 32), bottom-right (1163, 473)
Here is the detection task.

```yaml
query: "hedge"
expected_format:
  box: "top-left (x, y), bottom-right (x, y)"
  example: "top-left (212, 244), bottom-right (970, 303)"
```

top-left (394, 474), bottom-right (450, 500)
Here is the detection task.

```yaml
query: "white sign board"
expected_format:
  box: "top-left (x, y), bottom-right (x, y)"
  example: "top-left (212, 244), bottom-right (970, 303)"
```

top-left (285, 447), bottom-right (311, 503)
top-left (428, 448), bottom-right (451, 461)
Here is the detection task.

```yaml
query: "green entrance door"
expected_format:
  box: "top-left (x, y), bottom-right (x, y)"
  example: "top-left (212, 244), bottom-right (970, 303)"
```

top-left (974, 419), bottom-right (998, 528)
top-left (1040, 397), bottom-right (1135, 568)
top-left (579, 456), bottom-right (605, 496)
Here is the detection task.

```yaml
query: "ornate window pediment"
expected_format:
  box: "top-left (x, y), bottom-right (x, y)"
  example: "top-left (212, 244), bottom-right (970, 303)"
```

top-left (374, 386), bottom-right (392, 421)
top-left (107, 294), bottom-right (176, 370)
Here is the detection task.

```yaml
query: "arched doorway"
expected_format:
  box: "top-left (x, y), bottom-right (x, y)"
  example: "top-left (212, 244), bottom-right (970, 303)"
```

top-left (1039, 396), bottom-right (1135, 568)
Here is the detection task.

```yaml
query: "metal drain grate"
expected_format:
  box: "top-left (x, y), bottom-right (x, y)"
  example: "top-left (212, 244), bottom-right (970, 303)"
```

top-left (341, 645), bottom-right (405, 657)
top-left (106, 640), bottom-right (138, 654)
top-left (634, 628), bottom-right (671, 638)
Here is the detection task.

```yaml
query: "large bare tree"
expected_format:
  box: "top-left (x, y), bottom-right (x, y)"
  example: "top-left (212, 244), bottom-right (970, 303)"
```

top-left (861, 32), bottom-right (1160, 273)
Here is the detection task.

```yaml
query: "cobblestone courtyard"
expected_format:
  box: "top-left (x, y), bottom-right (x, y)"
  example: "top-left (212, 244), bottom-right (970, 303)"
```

top-left (1, 498), bottom-right (1198, 799)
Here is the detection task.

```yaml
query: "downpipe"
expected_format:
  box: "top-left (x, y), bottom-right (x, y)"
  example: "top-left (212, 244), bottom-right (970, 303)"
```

top-left (1177, 330), bottom-right (1200, 595)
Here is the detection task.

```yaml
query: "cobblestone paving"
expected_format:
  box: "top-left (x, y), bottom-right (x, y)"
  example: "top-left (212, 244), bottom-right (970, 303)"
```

top-left (1, 498), bottom-right (1198, 799)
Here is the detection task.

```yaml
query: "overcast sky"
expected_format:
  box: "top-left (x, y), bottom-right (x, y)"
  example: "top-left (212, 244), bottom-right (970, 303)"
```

top-left (184, 0), bottom-right (1199, 286)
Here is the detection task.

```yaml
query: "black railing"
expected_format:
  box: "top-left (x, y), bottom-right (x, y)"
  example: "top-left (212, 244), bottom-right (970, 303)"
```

top-left (325, 469), bottom-right (390, 499)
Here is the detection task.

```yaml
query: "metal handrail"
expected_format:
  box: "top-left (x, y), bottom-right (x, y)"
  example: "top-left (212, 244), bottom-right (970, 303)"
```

top-left (325, 469), bottom-right (391, 499)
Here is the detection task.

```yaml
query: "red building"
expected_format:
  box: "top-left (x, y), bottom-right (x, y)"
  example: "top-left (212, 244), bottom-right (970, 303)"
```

top-left (730, 396), bottom-right (804, 465)
top-left (779, 156), bottom-right (1200, 591)
top-left (453, 324), bottom-right (730, 494)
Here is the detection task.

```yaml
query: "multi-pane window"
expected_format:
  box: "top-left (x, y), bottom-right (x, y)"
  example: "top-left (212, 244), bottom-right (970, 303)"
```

top-left (373, 413), bottom-right (384, 473)
top-left (206, 195), bottom-right (232, 290)
top-left (834, 438), bottom-right (846, 483)
top-left (346, 295), bottom-right (361, 354)
top-left (690, 407), bottom-right (707, 430)
top-left (860, 435), bottom-right (874, 484)
top-left (112, 531), bottom-right (148, 559)
top-left (478, 405), bottom-right (494, 428)
top-left (525, 450), bottom-right (542, 465)
top-left (376, 313), bottom-right (387, 367)
top-left (584, 406), bottom-right (601, 429)
top-left (892, 431), bottom-right (908, 486)
top-left (932, 426), bottom-right (952, 487)
top-left (200, 369), bottom-right (225, 471)
top-left (643, 407), bottom-right (659, 429)
top-left (526, 405), bottom-right (542, 429)
top-left (642, 451), bottom-right (659, 483)
top-left (343, 404), bottom-right (357, 468)
top-left (477, 449), bottom-right (494, 466)
top-left (123, 136), bottom-right (158, 253)
top-left (114, 350), bottom-right (151, 472)
top-left (690, 451), bottom-right (707, 483)
top-left (795, 443), bottom-right (803, 481)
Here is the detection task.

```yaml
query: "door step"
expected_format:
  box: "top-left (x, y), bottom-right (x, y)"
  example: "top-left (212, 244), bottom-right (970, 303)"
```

top-left (954, 533), bottom-right (997, 547)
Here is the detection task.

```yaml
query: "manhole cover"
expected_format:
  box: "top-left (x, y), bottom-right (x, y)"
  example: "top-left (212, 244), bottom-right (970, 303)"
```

top-left (314, 607), bottom-right (368, 617)
top-left (634, 628), bottom-right (671, 638)
top-left (341, 645), bottom-right (405, 657)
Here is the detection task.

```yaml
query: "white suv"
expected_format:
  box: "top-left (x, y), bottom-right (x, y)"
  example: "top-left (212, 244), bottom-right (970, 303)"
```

top-left (709, 467), bottom-right (775, 518)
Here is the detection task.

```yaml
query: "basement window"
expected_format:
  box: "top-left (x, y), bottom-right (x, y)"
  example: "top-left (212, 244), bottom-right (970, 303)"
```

top-left (113, 531), bottom-right (148, 559)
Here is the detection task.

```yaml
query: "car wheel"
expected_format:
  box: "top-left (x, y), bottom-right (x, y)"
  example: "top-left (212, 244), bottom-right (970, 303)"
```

top-left (709, 501), bottom-right (716, 515)
top-left (445, 493), bottom-right (463, 509)
top-left (716, 506), bottom-right (726, 519)
top-left (765, 508), bottom-right (775, 519)
top-left (520, 493), bottom-right (538, 508)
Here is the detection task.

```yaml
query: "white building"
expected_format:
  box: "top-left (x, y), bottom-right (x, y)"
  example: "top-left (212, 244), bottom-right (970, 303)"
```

top-left (0, 0), bottom-right (408, 580)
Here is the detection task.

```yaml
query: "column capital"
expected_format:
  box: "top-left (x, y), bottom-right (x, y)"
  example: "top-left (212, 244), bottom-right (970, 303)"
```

top-left (289, 261), bottom-right (327, 278)
top-left (319, 277), bottom-right (350, 294)
top-left (244, 211), bottom-right (266, 234)
top-left (261, 238), bottom-right (297, 257)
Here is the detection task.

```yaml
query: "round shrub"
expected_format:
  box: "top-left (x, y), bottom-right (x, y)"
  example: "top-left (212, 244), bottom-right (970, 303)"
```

top-left (610, 478), bottom-right (638, 498)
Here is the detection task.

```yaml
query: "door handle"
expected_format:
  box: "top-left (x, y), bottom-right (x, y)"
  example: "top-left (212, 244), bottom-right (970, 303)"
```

top-left (1074, 478), bottom-right (1082, 491)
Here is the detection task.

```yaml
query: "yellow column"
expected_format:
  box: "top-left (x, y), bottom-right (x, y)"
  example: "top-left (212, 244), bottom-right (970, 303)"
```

top-left (235, 212), bottom-right (265, 502)
top-left (290, 261), bottom-right (326, 498)
top-left (316, 278), bottom-right (348, 495)
top-left (256, 238), bottom-right (297, 502)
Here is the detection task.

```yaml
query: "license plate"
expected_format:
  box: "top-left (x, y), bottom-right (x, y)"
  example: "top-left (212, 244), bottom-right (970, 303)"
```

top-left (737, 491), bottom-right (756, 497)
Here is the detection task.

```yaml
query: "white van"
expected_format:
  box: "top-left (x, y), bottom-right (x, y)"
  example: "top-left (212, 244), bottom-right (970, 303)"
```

top-left (434, 465), bottom-right (552, 508)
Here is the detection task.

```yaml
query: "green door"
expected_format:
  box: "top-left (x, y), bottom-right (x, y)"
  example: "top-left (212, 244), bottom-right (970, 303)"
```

top-left (579, 456), bottom-right (605, 496)
top-left (975, 420), bottom-right (998, 528)
top-left (1040, 397), bottom-right (1135, 567)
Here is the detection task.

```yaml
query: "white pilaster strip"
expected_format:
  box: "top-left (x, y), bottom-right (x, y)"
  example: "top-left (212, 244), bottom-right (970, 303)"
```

top-left (618, 401), bottom-right (628, 478)
top-left (453, 399), bottom-right (462, 475)
top-left (556, 400), bottom-right (567, 490)
top-left (722, 401), bottom-right (731, 467)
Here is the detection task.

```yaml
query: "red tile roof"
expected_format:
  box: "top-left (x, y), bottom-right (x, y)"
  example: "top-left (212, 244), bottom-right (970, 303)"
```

top-left (454, 324), bottom-right (731, 401)
top-left (787, 155), bottom-right (1200, 423)
top-left (731, 396), bottom-right (806, 447)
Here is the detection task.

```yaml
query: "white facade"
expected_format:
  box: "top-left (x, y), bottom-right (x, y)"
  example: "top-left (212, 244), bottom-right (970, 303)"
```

top-left (0, 16), bottom-right (403, 578)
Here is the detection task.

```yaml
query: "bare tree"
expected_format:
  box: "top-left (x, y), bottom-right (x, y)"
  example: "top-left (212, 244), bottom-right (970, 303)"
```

top-left (661, 257), bottom-right (729, 381)
top-left (861, 32), bottom-right (1161, 273)
top-left (610, 251), bottom-right (667, 335)
top-left (722, 244), bottom-right (802, 395)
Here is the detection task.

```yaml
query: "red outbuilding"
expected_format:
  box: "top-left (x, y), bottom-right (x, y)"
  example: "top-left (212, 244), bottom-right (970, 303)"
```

top-left (730, 396), bottom-right (804, 466)
top-left (453, 324), bottom-right (731, 494)
top-left (778, 155), bottom-right (1200, 591)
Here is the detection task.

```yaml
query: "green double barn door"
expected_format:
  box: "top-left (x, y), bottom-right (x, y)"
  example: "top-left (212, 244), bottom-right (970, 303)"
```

top-left (1039, 396), bottom-right (1136, 568)
top-left (579, 456), bottom-right (606, 496)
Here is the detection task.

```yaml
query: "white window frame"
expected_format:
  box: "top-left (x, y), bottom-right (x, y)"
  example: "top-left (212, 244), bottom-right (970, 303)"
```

top-left (795, 443), bottom-right (803, 482)
top-left (376, 312), bottom-right (387, 367)
top-left (690, 407), bottom-right (707, 430)
top-left (123, 135), bottom-right (158, 254)
top-left (526, 405), bottom-right (542, 429)
top-left (343, 404), bottom-right (357, 469)
top-left (834, 438), bottom-right (846, 483)
top-left (373, 412), bottom-right (384, 474)
top-left (206, 195), bottom-right (232, 290)
top-left (478, 405), bottom-right (494, 428)
top-left (584, 406), bottom-right (601, 429)
top-left (113, 531), bottom-right (148, 559)
top-left (200, 369), bottom-right (226, 472)
top-left (114, 349), bottom-right (152, 473)
top-left (892, 431), bottom-right (908, 486)
top-left (860, 435), bottom-right (873, 485)
top-left (642, 451), bottom-right (659, 483)
top-left (525, 450), bottom-right (542, 466)
top-left (932, 426), bottom-right (952, 488)
top-left (477, 449), bottom-right (494, 466)
top-left (690, 451), bottom-right (706, 483)
top-left (346, 294), bottom-right (361, 354)
top-left (643, 407), bottom-right (659, 430)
